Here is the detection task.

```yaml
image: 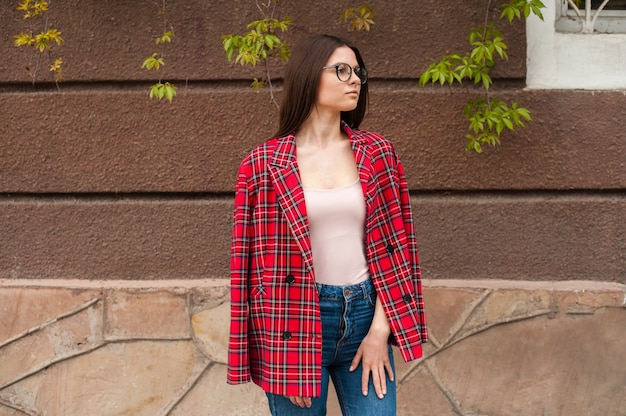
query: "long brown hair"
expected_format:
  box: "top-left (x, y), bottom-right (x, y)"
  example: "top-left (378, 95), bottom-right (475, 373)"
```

top-left (274, 34), bottom-right (368, 138)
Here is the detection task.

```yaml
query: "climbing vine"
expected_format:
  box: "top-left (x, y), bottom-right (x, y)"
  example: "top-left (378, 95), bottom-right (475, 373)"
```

top-left (419, 0), bottom-right (545, 153)
top-left (9, 1), bottom-right (542, 154)
top-left (222, 0), bottom-right (292, 107)
top-left (222, 1), bottom-right (376, 107)
top-left (13, 0), bottom-right (64, 89)
top-left (141, 0), bottom-right (177, 102)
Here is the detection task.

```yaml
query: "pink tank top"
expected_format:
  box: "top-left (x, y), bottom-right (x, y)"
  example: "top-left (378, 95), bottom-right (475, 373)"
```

top-left (303, 179), bottom-right (369, 285)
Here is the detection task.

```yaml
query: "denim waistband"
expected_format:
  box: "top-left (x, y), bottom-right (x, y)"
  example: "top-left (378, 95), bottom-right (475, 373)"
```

top-left (315, 278), bottom-right (375, 302)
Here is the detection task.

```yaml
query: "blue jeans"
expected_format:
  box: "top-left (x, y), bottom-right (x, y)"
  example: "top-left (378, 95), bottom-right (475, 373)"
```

top-left (266, 278), bottom-right (396, 416)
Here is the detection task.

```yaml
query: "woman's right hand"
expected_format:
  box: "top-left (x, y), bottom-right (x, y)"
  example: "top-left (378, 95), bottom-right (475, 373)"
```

top-left (284, 395), bottom-right (312, 408)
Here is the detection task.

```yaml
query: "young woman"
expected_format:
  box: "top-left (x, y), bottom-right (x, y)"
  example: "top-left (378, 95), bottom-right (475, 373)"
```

top-left (228, 34), bottom-right (428, 416)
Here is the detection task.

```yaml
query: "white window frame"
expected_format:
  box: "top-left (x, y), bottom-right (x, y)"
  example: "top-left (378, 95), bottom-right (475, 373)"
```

top-left (526, 0), bottom-right (626, 89)
top-left (556, 0), bottom-right (626, 33)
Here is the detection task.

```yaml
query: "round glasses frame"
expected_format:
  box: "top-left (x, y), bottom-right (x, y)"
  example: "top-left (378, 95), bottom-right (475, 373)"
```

top-left (322, 63), bottom-right (368, 85)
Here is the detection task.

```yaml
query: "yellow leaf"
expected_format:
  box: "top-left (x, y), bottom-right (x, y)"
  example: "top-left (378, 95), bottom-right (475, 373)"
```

top-left (49, 57), bottom-right (62, 72)
top-left (13, 32), bottom-right (34, 47)
top-left (46, 28), bottom-right (63, 45)
top-left (34, 32), bottom-right (50, 52)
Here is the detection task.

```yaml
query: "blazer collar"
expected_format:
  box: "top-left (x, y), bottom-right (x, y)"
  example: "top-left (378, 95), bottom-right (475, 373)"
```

top-left (268, 121), bottom-right (370, 168)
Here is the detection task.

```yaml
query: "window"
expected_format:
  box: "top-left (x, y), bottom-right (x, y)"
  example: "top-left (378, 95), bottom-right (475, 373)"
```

top-left (556, 0), bottom-right (626, 33)
top-left (526, 0), bottom-right (626, 89)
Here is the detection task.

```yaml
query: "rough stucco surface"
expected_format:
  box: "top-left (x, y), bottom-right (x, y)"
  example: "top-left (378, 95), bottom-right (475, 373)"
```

top-left (1, 0), bottom-right (625, 414)
top-left (0, 0), bottom-right (526, 83)
top-left (1, 89), bottom-right (625, 193)
top-left (1, 196), bottom-right (624, 282)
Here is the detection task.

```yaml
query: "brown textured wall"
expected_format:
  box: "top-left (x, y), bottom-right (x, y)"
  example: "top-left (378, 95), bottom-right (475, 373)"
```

top-left (1, 0), bottom-right (624, 282)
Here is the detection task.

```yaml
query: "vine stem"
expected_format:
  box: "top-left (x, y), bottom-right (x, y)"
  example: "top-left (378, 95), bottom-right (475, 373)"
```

top-left (256, 0), bottom-right (280, 108)
top-left (264, 59), bottom-right (279, 108)
top-left (159, 0), bottom-right (167, 84)
top-left (49, 0), bottom-right (61, 91)
top-left (482, 0), bottom-right (492, 110)
top-left (31, 0), bottom-right (53, 87)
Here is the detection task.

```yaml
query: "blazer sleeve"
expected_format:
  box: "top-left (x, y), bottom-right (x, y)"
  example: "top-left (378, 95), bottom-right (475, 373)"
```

top-left (227, 160), bottom-right (253, 384)
top-left (395, 152), bottom-right (429, 343)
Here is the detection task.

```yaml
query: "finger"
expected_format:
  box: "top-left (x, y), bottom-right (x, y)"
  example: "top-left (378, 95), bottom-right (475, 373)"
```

top-left (361, 365), bottom-right (370, 396)
top-left (385, 359), bottom-right (395, 382)
top-left (371, 366), bottom-right (384, 399)
top-left (378, 365), bottom-right (388, 397)
top-left (350, 348), bottom-right (363, 372)
top-left (303, 397), bottom-right (312, 408)
top-left (293, 396), bottom-right (307, 408)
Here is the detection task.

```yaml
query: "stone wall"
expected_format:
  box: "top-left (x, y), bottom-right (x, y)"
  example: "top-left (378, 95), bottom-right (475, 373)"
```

top-left (1, 279), bottom-right (624, 415)
top-left (1, 0), bottom-right (625, 415)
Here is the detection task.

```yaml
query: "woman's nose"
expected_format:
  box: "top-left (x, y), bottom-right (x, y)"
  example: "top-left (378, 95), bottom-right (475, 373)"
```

top-left (349, 70), bottom-right (361, 85)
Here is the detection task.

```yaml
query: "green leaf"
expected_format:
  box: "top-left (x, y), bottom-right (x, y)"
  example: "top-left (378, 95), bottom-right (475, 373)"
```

top-left (163, 82), bottom-right (176, 102)
top-left (516, 107), bottom-right (532, 120)
top-left (141, 53), bottom-right (165, 70)
top-left (481, 72), bottom-right (492, 90)
top-left (418, 70), bottom-right (431, 85)
top-left (149, 83), bottom-right (162, 100)
top-left (156, 31), bottom-right (174, 44)
top-left (530, 0), bottom-right (546, 20)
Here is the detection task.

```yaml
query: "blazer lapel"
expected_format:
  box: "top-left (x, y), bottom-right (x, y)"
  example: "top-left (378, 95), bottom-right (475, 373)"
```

top-left (346, 124), bottom-right (374, 211)
top-left (268, 135), bottom-right (314, 273)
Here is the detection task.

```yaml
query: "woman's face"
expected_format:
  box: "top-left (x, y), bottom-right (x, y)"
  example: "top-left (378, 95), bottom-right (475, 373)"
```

top-left (316, 46), bottom-right (362, 114)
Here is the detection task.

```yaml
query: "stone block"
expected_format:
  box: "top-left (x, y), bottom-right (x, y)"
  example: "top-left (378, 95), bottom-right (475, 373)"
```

top-left (0, 299), bottom-right (103, 389)
top-left (398, 364), bottom-right (458, 416)
top-left (451, 289), bottom-right (554, 345)
top-left (422, 287), bottom-right (485, 345)
top-left (190, 286), bottom-right (231, 314)
top-left (483, 289), bottom-right (553, 322)
top-left (169, 363), bottom-right (270, 416)
top-left (105, 290), bottom-right (190, 340)
top-left (429, 307), bottom-right (626, 416)
top-left (191, 301), bottom-right (229, 364)
top-left (4, 340), bottom-right (197, 416)
top-left (414, 196), bottom-right (626, 282)
top-left (556, 289), bottom-right (626, 314)
top-left (1, 201), bottom-right (232, 281)
top-left (0, 404), bottom-right (27, 416)
top-left (392, 342), bottom-right (436, 384)
top-left (0, 287), bottom-right (99, 344)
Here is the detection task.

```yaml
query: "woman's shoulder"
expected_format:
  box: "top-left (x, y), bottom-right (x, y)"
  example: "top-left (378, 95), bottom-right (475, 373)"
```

top-left (347, 125), bottom-right (396, 154)
top-left (239, 138), bottom-right (280, 166)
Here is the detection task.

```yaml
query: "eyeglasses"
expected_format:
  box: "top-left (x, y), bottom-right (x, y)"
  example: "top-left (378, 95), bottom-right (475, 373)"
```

top-left (322, 63), bottom-right (368, 85)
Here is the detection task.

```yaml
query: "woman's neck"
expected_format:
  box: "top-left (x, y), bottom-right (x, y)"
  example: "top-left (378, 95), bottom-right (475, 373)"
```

top-left (296, 110), bottom-right (344, 148)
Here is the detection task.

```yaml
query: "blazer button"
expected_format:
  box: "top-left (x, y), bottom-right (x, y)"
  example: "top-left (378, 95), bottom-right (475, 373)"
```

top-left (282, 331), bottom-right (292, 341)
top-left (286, 274), bottom-right (295, 284)
top-left (402, 294), bottom-right (412, 302)
top-left (386, 244), bottom-right (395, 254)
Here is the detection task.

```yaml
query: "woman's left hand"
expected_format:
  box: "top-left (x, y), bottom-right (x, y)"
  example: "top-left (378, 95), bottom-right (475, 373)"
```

top-left (349, 296), bottom-right (394, 399)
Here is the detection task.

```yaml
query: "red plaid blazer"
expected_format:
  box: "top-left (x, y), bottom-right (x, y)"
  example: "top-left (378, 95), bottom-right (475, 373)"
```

top-left (228, 122), bottom-right (428, 398)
